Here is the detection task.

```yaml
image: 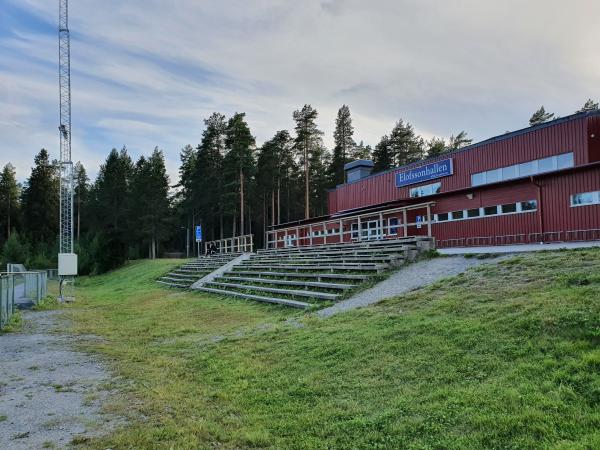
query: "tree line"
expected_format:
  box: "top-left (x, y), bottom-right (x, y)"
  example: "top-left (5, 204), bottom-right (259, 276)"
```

top-left (1, 100), bottom-right (597, 273)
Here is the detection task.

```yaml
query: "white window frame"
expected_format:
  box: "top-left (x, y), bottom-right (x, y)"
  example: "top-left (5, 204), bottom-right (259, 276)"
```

top-left (570, 191), bottom-right (600, 207)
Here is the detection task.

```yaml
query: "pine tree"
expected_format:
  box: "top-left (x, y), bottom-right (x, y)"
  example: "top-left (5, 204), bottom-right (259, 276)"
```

top-left (426, 137), bottom-right (447, 158)
top-left (21, 149), bottom-right (59, 245)
top-left (223, 113), bottom-right (256, 236)
top-left (350, 141), bottom-right (372, 160)
top-left (0, 163), bottom-right (21, 244)
top-left (73, 162), bottom-right (89, 241)
top-left (373, 135), bottom-right (393, 172)
top-left (388, 120), bottom-right (425, 166)
top-left (329, 105), bottom-right (356, 186)
top-left (578, 99), bottom-right (599, 113)
top-left (529, 106), bottom-right (555, 126)
top-left (293, 105), bottom-right (324, 219)
top-left (447, 131), bottom-right (473, 151)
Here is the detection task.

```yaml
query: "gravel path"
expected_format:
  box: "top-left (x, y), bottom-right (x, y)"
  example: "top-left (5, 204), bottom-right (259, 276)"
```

top-left (0, 310), bottom-right (122, 449)
top-left (318, 256), bottom-right (504, 318)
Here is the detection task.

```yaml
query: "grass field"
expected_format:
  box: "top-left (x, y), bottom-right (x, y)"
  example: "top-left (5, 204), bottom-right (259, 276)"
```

top-left (62, 250), bottom-right (600, 449)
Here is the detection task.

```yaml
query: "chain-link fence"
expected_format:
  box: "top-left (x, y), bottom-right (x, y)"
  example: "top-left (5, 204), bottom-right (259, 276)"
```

top-left (0, 274), bottom-right (16, 330)
top-left (0, 271), bottom-right (48, 330)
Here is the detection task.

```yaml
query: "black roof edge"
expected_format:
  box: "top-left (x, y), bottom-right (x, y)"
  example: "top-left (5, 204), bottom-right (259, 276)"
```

top-left (333, 109), bottom-right (600, 189)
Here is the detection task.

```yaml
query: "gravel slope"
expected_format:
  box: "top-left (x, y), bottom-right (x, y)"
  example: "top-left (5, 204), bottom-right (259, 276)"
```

top-left (318, 256), bottom-right (504, 318)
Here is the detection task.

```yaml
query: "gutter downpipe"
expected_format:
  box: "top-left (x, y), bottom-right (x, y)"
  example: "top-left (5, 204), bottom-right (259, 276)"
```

top-left (530, 176), bottom-right (544, 243)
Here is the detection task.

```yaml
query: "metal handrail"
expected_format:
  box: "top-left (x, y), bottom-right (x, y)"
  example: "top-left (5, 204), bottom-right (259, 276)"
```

top-left (204, 234), bottom-right (254, 254)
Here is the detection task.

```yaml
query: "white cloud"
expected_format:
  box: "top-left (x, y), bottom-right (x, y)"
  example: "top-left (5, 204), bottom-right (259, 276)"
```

top-left (1, 0), bottom-right (599, 184)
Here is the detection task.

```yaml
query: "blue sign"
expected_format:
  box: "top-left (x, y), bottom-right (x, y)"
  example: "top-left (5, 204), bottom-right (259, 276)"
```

top-left (195, 225), bottom-right (202, 242)
top-left (416, 215), bottom-right (422, 229)
top-left (395, 158), bottom-right (453, 188)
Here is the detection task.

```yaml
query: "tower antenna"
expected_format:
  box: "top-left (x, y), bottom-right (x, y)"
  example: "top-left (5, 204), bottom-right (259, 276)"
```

top-left (58, 0), bottom-right (77, 299)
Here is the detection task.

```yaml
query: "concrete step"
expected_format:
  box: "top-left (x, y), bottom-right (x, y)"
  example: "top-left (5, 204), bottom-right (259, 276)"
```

top-left (196, 286), bottom-right (311, 309)
top-left (159, 276), bottom-right (196, 284)
top-left (248, 256), bottom-right (400, 265)
top-left (236, 263), bottom-right (387, 272)
top-left (229, 270), bottom-right (370, 281)
top-left (157, 280), bottom-right (190, 289)
top-left (205, 281), bottom-right (340, 301)
top-left (216, 275), bottom-right (356, 290)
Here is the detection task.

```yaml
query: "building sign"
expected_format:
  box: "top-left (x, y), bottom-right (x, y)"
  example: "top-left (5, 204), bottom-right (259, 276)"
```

top-left (195, 225), bottom-right (203, 242)
top-left (395, 158), bottom-right (453, 188)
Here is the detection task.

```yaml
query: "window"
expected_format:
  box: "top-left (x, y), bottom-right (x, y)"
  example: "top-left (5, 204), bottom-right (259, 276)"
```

top-left (467, 208), bottom-right (481, 218)
top-left (518, 161), bottom-right (535, 177)
top-left (501, 203), bottom-right (517, 214)
top-left (410, 182), bottom-right (442, 198)
top-left (472, 172), bottom-right (486, 186)
top-left (570, 191), bottom-right (598, 207)
top-left (520, 200), bottom-right (538, 211)
top-left (483, 206), bottom-right (498, 216)
top-left (388, 218), bottom-right (399, 234)
top-left (351, 223), bottom-right (359, 239)
top-left (537, 157), bottom-right (554, 172)
top-left (451, 210), bottom-right (464, 220)
top-left (557, 153), bottom-right (574, 169)
top-left (436, 213), bottom-right (449, 222)
top-left (502, 165), bottom-right (518, 180)
top-left (485, 168), bottom-right (501, 184)
top-left (470, 153), bottom-right (574, 187)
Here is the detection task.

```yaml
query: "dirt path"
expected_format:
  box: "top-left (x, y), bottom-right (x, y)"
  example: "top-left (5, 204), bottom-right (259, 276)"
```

top-left (0, 310), bottom-right (122, 449)
top-left (318, 255), bottom-right (507, 318)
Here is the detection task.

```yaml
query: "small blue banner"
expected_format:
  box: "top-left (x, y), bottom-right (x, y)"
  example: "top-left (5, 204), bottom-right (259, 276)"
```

top-left (395, 158), bottom-right (453, 188)
top-left (195, 225), bottom-right (203, 242)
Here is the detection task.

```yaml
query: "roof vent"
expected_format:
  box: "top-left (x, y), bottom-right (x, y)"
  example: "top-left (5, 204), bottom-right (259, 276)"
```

top-left (344, 160), bottom-right (374, 183)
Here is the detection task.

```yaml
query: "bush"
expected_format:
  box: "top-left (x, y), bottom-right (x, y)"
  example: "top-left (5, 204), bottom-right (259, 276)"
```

top-left (0, 232), bottom-right (30, 267)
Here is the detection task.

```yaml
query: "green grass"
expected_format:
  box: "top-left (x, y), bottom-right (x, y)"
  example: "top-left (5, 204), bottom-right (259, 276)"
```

top-left (0, 309), bottom-right (23, 333)
top-left (63, 251), bottom-right (600, 449)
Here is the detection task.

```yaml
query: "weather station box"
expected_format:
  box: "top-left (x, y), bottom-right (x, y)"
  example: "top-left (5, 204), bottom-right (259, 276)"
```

top-left (58, 253), bottom-right (78, 276)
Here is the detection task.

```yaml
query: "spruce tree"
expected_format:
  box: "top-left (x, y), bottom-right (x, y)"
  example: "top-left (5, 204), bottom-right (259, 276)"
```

top-left (373, 135), bottom-right (393, 172)
top-left (192, 113), bottom-right (227, 240)
top-left (73, 162), bottom-right (89, 241)
top-left (293, 105), bottom-right (323, 219)
top-left (0, 163), bottom-right (21, 243)
top-left (388, 120), bottom-right (425, 166)
top-left (223, 112), bottom-right (256, 236)
top-left (88, 147), bottom-right (133, 271)
top-left (21, 149), bottom-right (59, 245)
top-left (130, 149), bottom-right (171, 259)
top-left (329, 105), bottom-right (355, 186)
top-left (578, 99), bottom-right (599, 113)
top-left (529, 106), bottom-right (554, 126)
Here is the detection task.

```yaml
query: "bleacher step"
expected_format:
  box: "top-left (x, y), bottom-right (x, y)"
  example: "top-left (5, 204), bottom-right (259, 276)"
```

top-left (196, 287), bottom-right (311, 309)
top-left (205, 281), bottom-right (340, 301)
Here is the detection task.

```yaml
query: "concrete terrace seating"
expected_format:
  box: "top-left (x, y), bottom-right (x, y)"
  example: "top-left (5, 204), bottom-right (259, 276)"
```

top-left (193, 237), bottom-right (434, 309)
top-left (156, 253), bottom-right (242, 288)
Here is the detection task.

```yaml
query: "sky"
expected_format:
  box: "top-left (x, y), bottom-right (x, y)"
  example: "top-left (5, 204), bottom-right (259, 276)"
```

top-left (1, 0), bottom-right (599, 184)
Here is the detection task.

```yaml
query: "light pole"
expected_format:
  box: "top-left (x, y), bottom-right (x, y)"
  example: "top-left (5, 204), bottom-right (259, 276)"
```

top-left (181, 227), bottom-right (190, 258)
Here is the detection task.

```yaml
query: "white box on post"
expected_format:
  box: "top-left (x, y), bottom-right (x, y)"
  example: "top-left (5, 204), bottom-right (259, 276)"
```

top-left (58, 253), bottom-right (78, 276)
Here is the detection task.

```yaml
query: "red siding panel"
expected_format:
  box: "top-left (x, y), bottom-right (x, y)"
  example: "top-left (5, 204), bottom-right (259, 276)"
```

top-left (329, 115), bottom-right (591, 214)
top-left (588, 115), bottom-right (600, 163)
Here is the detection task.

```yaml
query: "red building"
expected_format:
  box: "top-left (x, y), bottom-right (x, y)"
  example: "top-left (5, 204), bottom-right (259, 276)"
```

top-left (267, 111), bottom-right (600, 249)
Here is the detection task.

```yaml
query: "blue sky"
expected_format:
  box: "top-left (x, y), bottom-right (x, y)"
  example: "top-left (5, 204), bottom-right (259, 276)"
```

top-left (1, 0), bottom-right (599, 183)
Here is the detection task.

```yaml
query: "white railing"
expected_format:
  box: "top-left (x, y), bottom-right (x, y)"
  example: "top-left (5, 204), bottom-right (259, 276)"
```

top-left (438, 228), bottom-right (600, 248)
top-left (265, 202), bottom-right (435, 249)
top-left (204, 234), bottom-right (254, 254)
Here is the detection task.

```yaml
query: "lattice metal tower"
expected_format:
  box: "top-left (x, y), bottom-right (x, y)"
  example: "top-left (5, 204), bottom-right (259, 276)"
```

top-left (58, 0), bottom-right (73, 255)
top-left (58, 0), bottom-right (77, 295)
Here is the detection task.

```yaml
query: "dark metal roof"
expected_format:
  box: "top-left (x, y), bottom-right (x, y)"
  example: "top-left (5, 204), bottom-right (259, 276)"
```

top-left (344, 159), bottom-right (374, 171)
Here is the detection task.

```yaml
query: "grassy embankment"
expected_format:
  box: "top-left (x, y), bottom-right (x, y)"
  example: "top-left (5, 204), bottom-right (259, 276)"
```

top-left (62, 251), bottom-right (599, 449)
